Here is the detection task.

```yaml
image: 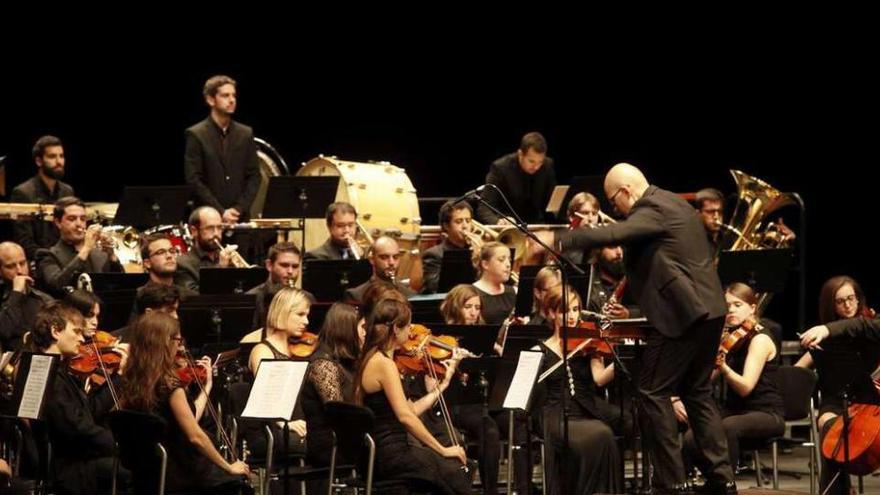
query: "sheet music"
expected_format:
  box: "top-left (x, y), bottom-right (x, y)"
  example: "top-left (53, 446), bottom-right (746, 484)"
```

top-left (242, 360), bottom-right (308, 420)
top-left (503, 351), bottom-right (543, 410)
top-left (18, 355), bottom-right (53, 420)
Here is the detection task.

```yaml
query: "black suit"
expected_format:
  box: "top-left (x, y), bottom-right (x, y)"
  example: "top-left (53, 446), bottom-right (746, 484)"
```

top-left (35, 241), bottom-right (124, 298)
top-left (476, 152), bottom-right (557, 224)
top-left (10, 175), bottom-right (75, 260)
top-left (343, 277), bottom-right (416, 304)
top-left (303, 238), bottom-right (351, 261)
top-left (557, 185), bottom-right (733, 489)
top-left (420, 238), bottom-right (470, 294)
top-left (0, 283), bottom-right (54, 350)
top-left (184, 117), bottom-right (260, 218)
top-left (173, 245), bottom-right (218, 293)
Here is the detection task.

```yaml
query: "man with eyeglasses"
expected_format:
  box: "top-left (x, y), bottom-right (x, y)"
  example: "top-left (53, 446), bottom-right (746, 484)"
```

top-left (534, 163), bottom-right (736, 495)
top-left (174, 206), bottom-right (235, 292)
top-left (695, 188), bottom-right (725, 255)
top-left (304, 202), bottom-right (360, 261)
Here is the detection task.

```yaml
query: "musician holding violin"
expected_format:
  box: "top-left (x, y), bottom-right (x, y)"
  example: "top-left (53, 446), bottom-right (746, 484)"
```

top-left (246, 287), bottom-right (312, 454)
top-left (119, 312), bottom-right (251, 494)
top-left (32, 301), bottom-right (122, 494)
top-left (355, 298), bottom-right (472, 494)
top-left (533, 284), bottom-right (623, 495)
top-left (682, 283), bottom-right (784, 476)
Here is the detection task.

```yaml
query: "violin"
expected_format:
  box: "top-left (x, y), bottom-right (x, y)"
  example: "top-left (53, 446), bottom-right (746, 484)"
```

top-left (175, 353), bottom-right (209, 387)
top-left (395, 324), bottom-right (470, 378)
top-left (69, 330), bottom-right (123, 386)
top-left (821, 403), bottom-right (880, 475)
top-left (716, 317), bottom-right (762, 368)
top-left (288, 331), bottom-right (319, 358)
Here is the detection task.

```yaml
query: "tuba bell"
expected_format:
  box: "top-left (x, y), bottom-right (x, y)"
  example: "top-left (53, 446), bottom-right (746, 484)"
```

top-left (719, 170), bottom-right (795, 252)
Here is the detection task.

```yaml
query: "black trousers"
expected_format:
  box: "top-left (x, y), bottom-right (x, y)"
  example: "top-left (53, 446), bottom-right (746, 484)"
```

top-left (454, 404), bottom-right (502, 495)
top-left (638, 317), bottom-right (734, 489)
top-left (684, 410), bottom-right (785, 472)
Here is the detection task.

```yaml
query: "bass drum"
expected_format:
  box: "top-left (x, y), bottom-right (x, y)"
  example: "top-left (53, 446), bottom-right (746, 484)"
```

top-left (249, 137), bottom-right (291, 220)
top-left (297, 156), bottom-right (423, 291)
top-left (143, 224), bottom-right (192, 255)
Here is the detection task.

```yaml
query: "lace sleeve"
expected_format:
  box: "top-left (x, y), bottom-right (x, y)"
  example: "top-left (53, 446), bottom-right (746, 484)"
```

top-left (307, 359), bottom-right (345, 403)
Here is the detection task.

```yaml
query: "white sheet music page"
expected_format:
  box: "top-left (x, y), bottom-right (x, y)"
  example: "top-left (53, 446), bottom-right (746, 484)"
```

top-left (503, 351), bottom-right (543, 410)
top-left (242, 360), bottom-right (308, 420)
top-left (18, 355), bottom-right (53, 420)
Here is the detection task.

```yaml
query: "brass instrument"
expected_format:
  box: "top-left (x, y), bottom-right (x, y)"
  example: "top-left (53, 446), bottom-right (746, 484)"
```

top-left (463, 220), bottom-right (529, 265)
top-left (213, 239), bottom-right (254, 268)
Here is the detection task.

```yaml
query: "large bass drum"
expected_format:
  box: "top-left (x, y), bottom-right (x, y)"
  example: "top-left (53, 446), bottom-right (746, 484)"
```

top-left (297, 156), bottom-right (423, 291)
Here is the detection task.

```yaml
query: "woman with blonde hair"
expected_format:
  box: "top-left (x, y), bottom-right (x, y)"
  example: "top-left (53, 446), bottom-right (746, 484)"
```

top-left (440, 284), bottom-right (484, 325)
top-left (471, 241), bottom-right (515, 325)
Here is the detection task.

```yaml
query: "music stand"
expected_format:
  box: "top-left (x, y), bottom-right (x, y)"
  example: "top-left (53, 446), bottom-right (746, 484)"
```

top-left (114, 186), bottom-right (194, 229)
top-left (88, 273), bottom-right (150, 292)
top-left (301, 259), bottom-right (371, 303)
top-left (1, 352), bottom-right (60, 420)
top-left (555, 175), bottom-right (611, 222)
top-left (513, 264), bottom-right (591, 318)
top-left (88, 273), bottom-right (150, 331)
top-left (437, 249), bottom-right (476, 293)
top-left (407, 293), bottom-right (446, 324)
top-left (199, 267), bottom-right (266, 295)
top-left (500, 325), bottom-right (553, 358)
top-left (717, 248), bottom-right (794, 292)
top-left (178, 294), bottom-right (256, 350)
top-left (263, 176), bottom-right (338, 218)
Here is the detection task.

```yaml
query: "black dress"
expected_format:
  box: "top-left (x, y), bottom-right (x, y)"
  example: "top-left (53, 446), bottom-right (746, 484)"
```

top-left (536, 342), bottom-right (623, 495)
top-left (362, 390), bottom-right (472, 495)
top-left (302, 346), bottom-right (354, 466)
top-left (472, 285), bottom-right (516, 325)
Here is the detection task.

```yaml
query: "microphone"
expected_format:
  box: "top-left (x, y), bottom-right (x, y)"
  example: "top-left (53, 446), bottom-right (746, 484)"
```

top-left (451, 185), bottom-right (487, 204)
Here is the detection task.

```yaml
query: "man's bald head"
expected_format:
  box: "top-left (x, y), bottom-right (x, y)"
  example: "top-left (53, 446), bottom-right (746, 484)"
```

top-left (0, 242), bottom-right (29, 282)
top-left (369, 236), bottom-right (402, 281)
top-left (604, 163), bottom-right (650, 216)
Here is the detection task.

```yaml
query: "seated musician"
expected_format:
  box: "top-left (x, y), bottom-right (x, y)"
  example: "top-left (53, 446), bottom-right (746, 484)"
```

top-left (129, 233), bottom-right (195, 319)
top-left (118, 313), bottom-right (251, 494)
top-left (355, 298), bottom-right (471, 494)
top-left (31, 301), bottom-right (123, 494)
top-left (695, 187), bottom-right (725, 254)
top-left (113, 283), bottom-right (181, 342)
top-left (10, 135), bottom-right (75, 261)
top-left (63, 290), bottom-right (102, 339)
top-left (471, 241), bottom-right (516, 325)
top-left (247, 241), bottom-right (302, 331)
top-left (246, 287), bottom-right (312, 457)
top-left (343, 236), bottom-right (416, 304)
top-left (682, 282), bottom-right (784, 475)
top-left (529, 265), bottom-right (561, 327)
top-left (796, 275), bottom-right (867, 369)
top-left (532, 284), bottom-right (623, 495)
top-left (35, 197), bottom-right (123, 298)
top-left (587, 245), bottom-right (640, 319)
top-left (0, 241), bottom-right (53, 351)
top-left (799, 275), bottom-right (876, 495)
top-left (421, 200), bottom-right (473, 294)
top-left (562, 191), bottom-right (600, 265)
top-left (301, 303), bottom-right (361, 466)
top-left (303, 202), bottom-right (359, 261)
top-left (439, 284), bottom-right (484, 325)
top-left (174, 206), bottom-right (238, 293)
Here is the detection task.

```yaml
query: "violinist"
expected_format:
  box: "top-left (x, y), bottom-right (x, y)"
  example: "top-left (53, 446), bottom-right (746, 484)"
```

top-left (118, 312), bottom-right (251, 494)
top-left (421, 200), bottom-right (473, 294)
top-left (798, 276), bottom-right (877, 495)
top-left (32, 301), bottom-right (122, 494)
top-left (355, 298), bottom-right (472, 494)
top-left (0, 241), bottom-right (53, 351)
top-left (682, 282), bottom-right (784, 476)
top-left (533, 284), bottom-right (622, 495)
top-left (246, 287), bottom-right (311, 455)
top-left (439, 284), bottom-right (484, 325)
top-left (471, 242), bottom-right (516, 325)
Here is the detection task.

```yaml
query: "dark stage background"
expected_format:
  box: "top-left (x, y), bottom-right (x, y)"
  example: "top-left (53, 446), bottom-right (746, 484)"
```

top-left (0, 57), bottom-right (872, 338)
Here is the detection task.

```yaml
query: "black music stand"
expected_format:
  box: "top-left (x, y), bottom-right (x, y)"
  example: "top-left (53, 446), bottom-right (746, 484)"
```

top-left (0, 352), bottom-right (60, 420)
top-left (408, 293), bottom-right (446, 324)
top-left (554, 175), bottom-right (612, 222)
top-left (264, 176), bottom-right (338, 251)
top-left (199, 267), bottom-right (266, 295)
top-left (88, 273), bottom-right (150, 330)
top-left (114, 185), bottom-right (194, 229)
top-left (717, 248), bottom-right (794, 292)
top-left (513, 264), bottom-right (592, 318)
top-left (301, 259), bottom-right (371, 303)
top-left (500, 325), bottom-right (553, 358)
top-left (437, 249), bottom-right (476, 293)
top-left (178, 294), bottom-right (256, 350)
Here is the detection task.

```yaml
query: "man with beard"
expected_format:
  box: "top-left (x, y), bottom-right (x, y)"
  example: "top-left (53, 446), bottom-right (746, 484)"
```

top-left (343, 235), bottom-right (416, 304)
top-left (174, 206), bottom-right (235, 292)
top-left (184, 75), bottom-right (260, 224)
top-left (11, 135), bottom-right (76, 260)
top-left (247, 241), bottom-right (303, 330)
top-left (586, 245), bottom-right (640, 319)
top-left (35, 197), bottom-right (124, 297)
top-left (695, 188), bottom-right (725, 255)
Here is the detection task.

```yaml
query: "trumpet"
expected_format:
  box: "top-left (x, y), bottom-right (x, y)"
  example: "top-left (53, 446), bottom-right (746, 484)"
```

top-left (213, 238), bottom-right (254, 268)
top-left (575, 210), bottom-right (618, 226)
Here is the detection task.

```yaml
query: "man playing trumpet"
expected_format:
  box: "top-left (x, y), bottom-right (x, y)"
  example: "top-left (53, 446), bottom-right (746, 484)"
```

top-left (304, 201), bottom-right (362, 261)
top-left (175, 206), bottom-right (241, 292)
top-left (35, 197), bottom-right (123, 297)
top-left (421, 200), bottom-right (474, 294)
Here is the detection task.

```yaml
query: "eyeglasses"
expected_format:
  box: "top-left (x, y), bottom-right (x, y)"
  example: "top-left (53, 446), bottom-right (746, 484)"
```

top-left (835, 294), bottom-right (858, 306)
top-left (608, 187), bottom-right (624, 205)
top-left (150, 247), bottom-right (180, 257)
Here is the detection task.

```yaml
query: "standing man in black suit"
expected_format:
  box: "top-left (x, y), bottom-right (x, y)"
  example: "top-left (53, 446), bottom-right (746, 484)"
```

top-left (10, 135), bottom-right (76, 260)
top-left (184, 75), bottom-right (260, 224)
top-left (536, 163), bottom-right (735, 494)
top-left (476, 131), bottom-right (557, 225)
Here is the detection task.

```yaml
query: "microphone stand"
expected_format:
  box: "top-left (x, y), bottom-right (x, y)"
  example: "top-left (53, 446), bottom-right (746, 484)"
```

top-left (468, 187), bottom-right (584, 494)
